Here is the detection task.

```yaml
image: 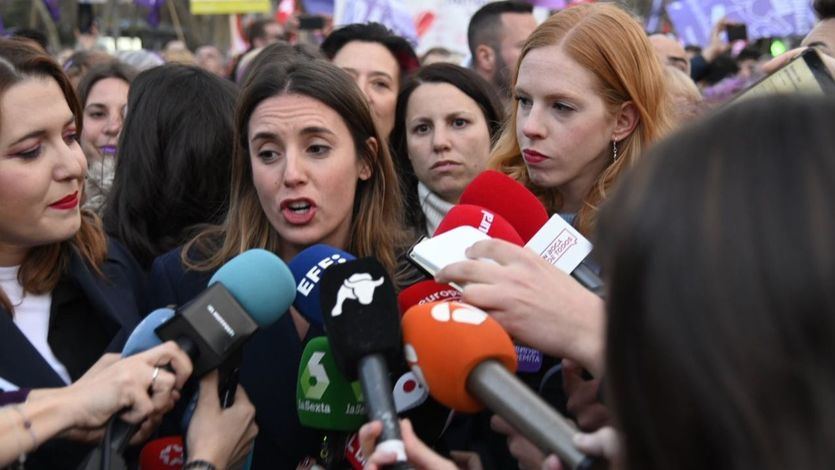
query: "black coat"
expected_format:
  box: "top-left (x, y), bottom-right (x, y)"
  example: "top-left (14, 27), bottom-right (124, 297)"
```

top-left (0, 239), bottom-right (146, 469)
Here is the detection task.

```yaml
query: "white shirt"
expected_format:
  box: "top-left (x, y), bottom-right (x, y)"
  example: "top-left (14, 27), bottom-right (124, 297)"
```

top-left (0, 265), bottom-right (72, 384)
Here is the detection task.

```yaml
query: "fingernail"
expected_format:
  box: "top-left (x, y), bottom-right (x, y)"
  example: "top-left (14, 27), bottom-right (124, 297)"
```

top-left (573, 434), bottom-right (588, 446)
top-left (543, 455), bottom-right (560, 469)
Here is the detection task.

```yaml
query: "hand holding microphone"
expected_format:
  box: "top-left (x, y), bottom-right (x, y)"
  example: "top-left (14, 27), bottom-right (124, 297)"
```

top-left (320, 258), bottom-right (412, 469)
top-left (56, 341), bottom-right (191, 444)
top-left (436, 239), bottom-right (606, 377)
top-left (185, 371), bottom-right (258, 470)
top-left (402, 300), bottom-right (605, 470)
top-left (359, 419), bottom-right (456, 470)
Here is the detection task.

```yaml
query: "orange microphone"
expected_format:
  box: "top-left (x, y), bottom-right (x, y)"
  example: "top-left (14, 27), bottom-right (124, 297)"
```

top-left (402, 301), bottom-right (604, 470)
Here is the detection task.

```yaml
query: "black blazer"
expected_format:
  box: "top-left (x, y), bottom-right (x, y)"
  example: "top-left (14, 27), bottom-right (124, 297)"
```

top-left (149, 247), bottom-right (321, 469)
top-left (0, 239), bottom-right (146, 469)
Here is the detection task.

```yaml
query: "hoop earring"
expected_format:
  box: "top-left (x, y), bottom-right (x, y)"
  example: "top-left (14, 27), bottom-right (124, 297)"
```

top-left (612, 140), bottom-right (619, 163)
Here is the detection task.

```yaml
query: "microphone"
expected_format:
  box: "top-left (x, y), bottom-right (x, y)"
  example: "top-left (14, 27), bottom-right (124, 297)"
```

top-left (80, 249), bottom-right (294, 470)
top-left (459, 170), bottom-right (548, 243)
top-left (524, 214), bottom-right (602, 296)
top-left (121, 308), bottom-right (176, 356)
top-left (399, 277), bottom-right (542, 374)
top-left (397, 280), bottom-right (461, 315)
top-left (320, 258), bottom-right (410, 468)
top-left (139, 436), bottom-right (185, 469)
top-left (288, 244), bottom-right (355, 329)
top-left (205, 249), bottom-right (295, 407)
top-left (297, 336), bottom-right (366, 432)
top-left (434, 204), bottom-right (524, 246)
top-left (459, 171), bottom-right (603, 295)
top-left (402, 301), bottom-right (604, 470)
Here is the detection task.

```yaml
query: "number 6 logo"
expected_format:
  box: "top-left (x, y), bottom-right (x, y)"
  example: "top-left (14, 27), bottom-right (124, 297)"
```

top-left (301, 351), bottom-right (330, 400)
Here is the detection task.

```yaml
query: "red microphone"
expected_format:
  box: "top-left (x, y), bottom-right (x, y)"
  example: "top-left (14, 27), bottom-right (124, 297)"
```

top-left (402, 301), bottom-right (603, 470)
top-left (434, 204), bottom-right (524, 245)
top-left (397, 280), bottom-right (462, 315)
top-left (459, 170), bottom-right (549, 243)
top-left (139, 436), bottom-right (185, 469)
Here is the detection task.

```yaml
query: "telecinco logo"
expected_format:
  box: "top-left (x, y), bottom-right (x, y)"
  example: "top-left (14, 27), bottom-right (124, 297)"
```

top-left (301, 352), bottom-right (330, 400)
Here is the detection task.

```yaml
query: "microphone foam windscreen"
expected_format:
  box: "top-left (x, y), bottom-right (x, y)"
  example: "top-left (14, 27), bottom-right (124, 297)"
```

top-left (122, 308), bottom-right (175, 357)
top-left (320, 257), bottom-right (402, 380)
top-left (289, 245), bottom-right (355, 329)
top-left (402, 301), bottom-right (517, 412)
top-left (434, 204), bottom-right (524, 246)
top-left (139, 436), bottom-right (185, 469)
top-left (209, 248), bottom-right (295, 327)
top-left (297, 336), bottom-right (366, 431)
top-left (459, 170), bottom-right (549, 243)
top-left (397, 280), bottom-right (462, 315)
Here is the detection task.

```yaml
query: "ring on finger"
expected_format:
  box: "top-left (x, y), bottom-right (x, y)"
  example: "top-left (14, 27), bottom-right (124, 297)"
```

top-left (150, 366), bottom-right (161, 389)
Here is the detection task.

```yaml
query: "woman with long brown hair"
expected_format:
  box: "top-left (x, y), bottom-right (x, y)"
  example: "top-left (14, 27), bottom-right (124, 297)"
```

top-left (148, 58), bottom-right (409, 468)
top-left (0, 39), bottom-right (185, 467)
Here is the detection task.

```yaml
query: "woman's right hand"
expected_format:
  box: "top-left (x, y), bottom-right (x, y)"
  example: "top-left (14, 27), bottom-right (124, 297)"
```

top-left (436, 239), bottom-right (607, 376)
top-left (57, 341), bottom-right (192, 441)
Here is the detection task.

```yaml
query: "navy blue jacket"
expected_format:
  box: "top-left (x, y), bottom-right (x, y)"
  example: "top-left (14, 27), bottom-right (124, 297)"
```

top-left (0, 239), bottom-right (146, 468)
top-left (149, 247), bottom-right (321, 469)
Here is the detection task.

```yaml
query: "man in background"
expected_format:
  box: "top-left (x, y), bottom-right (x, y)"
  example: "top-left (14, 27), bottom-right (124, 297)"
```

top-left (467, 1), bottom-right (536, 101)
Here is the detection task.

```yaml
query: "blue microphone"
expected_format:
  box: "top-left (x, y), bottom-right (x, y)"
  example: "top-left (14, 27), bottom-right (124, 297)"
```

top-left (80, 249), bottom-right (296, 470)
top-left (121, 308), bottom-right (175, 357)
top-left (288, 245), bottom-right (354, 329)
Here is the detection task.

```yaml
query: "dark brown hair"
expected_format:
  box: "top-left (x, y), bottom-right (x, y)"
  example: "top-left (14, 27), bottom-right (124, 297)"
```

top-left (599, 95), bottom-right (835, 470)
top-left (389, 62), bottom-right (505, 235)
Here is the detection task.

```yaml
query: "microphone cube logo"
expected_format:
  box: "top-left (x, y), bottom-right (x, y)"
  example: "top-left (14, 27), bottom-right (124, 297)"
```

top-left (540, 229), bottom-right (577, 264)
top-left (331, 273), bottom-right (384, 317)
top-left (301, 351), bottom-right (330, 400)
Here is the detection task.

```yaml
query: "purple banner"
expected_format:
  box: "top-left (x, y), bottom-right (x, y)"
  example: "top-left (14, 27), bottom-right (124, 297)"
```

top-left (666, 0), bottom-right (817, 47)
top-left (303, 0), bottom-right (334, 15)
top-left (134, 0), bottom-right (164, 28)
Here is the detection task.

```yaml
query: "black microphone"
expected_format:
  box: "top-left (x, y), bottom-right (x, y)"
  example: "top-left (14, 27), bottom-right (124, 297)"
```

top-left (320, 258), bottom-right (411, 469)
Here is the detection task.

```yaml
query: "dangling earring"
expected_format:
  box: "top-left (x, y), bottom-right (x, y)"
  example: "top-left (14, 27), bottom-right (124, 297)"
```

top-left (612, 140), bottom-right (619, 163)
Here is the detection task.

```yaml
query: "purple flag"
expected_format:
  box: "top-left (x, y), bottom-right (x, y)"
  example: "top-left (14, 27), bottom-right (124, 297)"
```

top-left (134, 0), bottom-right (164, 28)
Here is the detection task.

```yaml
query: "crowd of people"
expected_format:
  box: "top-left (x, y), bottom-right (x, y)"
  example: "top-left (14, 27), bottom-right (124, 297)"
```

top-left (1, 0), bottom-right (834, 469)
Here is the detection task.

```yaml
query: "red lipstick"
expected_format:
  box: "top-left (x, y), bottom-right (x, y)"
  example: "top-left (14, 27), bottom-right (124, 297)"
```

top-left (49, 191), bottom-right (79, 210)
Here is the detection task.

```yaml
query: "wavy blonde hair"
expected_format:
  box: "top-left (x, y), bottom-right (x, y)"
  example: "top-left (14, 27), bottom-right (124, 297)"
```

top-left (491, 3), bottom-right (672, 236)
top-left (183, 60), bottom-right (408, 276)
